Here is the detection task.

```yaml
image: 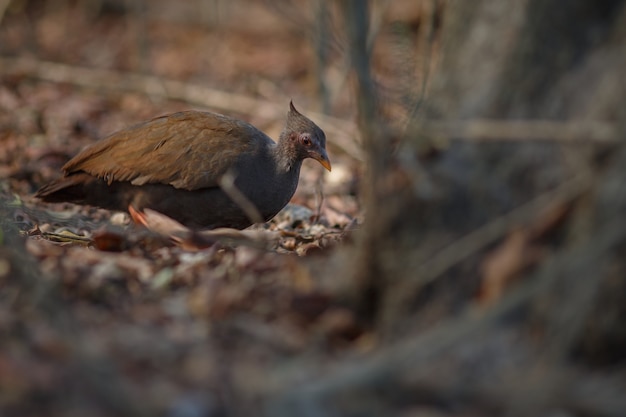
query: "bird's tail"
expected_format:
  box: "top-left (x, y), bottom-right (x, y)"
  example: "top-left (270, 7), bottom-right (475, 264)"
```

top-left (35, 173), bottom-right (94, 203)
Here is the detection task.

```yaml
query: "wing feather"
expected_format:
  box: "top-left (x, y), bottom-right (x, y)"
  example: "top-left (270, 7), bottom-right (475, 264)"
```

top-left (62, 111), bottom-right (269, 190)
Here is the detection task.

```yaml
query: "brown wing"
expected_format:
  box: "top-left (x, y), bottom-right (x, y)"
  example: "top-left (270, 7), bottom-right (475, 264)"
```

top-left (63, 111), bottom-right (268, 190)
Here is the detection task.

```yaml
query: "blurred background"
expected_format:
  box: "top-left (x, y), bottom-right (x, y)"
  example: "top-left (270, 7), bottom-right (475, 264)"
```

top-left (0, 0), bottom-right (438, 217)
top-left (0, 0), bottom-right (433, 128)
top-left (2, 1), bottom-right (626, 417)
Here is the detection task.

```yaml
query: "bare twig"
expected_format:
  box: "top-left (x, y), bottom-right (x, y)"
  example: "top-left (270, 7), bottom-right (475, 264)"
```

top-left (383, 173), bottom-right (590, 322)
top-left (420, 175), bottom-right (588, 283)
top-left (402, 0), bottom-right (440, 130)
top-left (0, 0), bottom-right (11, 26)
top-left (420, 119), bottom-right (619, 143)
top-left (217, 170), bottom-right (264, 225)
top-left (313, 177), bottom-right (324, 223)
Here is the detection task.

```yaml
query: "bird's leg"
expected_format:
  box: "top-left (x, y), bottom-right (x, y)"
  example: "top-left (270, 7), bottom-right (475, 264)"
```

top-left (128, 205), bottom-right (148, 227)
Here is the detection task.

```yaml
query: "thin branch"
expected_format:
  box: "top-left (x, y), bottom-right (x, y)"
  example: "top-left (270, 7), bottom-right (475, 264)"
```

top-left (378, 172), bottom-right (592, 331)
top-left (421, 119), bottom-right (619, 143)
top-left (402, 0), bottom-right (440, 130)
top-left (390, 173), bottom-right (590, 304)
top-left (218, 170), bottom-right (264, 225)
top-left (0, 0), bottom-right (11, 26)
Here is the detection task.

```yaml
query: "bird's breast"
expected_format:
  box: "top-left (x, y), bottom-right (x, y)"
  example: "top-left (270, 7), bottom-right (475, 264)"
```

top-left (233, 159), bottom-right (301, 220)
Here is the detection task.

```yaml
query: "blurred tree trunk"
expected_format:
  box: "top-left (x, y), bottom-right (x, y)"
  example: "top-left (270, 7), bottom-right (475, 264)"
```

top-left (268, 0), bottom-right (626, 414)
top-left (340, 0), bottom-right (393, 323)
top-left (348, 0), bottom-right (626, 334)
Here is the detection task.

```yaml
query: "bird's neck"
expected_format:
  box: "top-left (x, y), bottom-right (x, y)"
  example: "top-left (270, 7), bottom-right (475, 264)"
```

top-left (273, 136), bottom-right (300, 173)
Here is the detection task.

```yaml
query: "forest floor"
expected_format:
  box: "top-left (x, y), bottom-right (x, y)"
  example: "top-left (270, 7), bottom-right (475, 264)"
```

top-left (1, 2), bottom-right (625, 417)
top-left (0, 2), bottom-right (376, 416)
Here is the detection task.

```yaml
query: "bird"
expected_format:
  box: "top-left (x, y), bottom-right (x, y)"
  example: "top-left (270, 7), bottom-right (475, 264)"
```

top-left (36, 101), bottom-right (331, 230)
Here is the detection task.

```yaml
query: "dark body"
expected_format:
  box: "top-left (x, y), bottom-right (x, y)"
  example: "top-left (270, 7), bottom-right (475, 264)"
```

top-left (36, 103), bottom-right (331, 230)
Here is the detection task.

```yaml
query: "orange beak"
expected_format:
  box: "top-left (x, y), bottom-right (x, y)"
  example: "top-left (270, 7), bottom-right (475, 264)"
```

top-left (312, 149), bottom-right (332, 172)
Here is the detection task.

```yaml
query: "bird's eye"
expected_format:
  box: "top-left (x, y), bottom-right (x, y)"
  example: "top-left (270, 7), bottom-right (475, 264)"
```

top-left (300, 135), bottom-right (312, 146)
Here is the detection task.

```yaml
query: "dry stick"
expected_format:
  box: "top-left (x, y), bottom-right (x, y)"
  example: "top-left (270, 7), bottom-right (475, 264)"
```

top-left (198, 228), bottom-right (280, 250)
top-left (268, 215), bottom-right (626, 417)
top-left (402, 0), bottom-right (440, 134)
top-left (0, 57), bottom-right (363, 160)
top-left (421, 119), bottom-right (619, 143)
top-left (130, 208), bottom-right (279, 250)
top-left (381, 173), bottom-right (591, 328)
top-left (0, 0), bottom-right (10, 25)
top-left (217, 170), bottom-right (264, 225)
top-left (7, 197), bottom-right (115, 231)
top-left (313, 0), bottom-right (330, 114)
top-left (1, 59), bottom-right (617, 146)
top-left (313, 177), bottom-right (325, 223)
top-left (412, 173), bottom-right (587, 285)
